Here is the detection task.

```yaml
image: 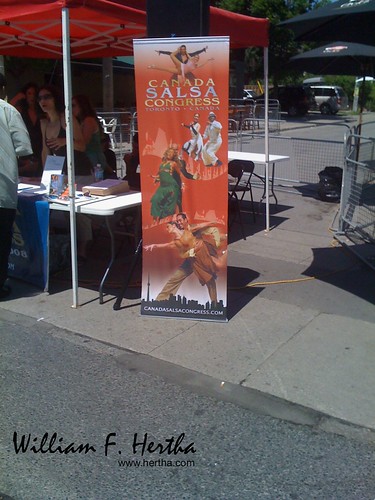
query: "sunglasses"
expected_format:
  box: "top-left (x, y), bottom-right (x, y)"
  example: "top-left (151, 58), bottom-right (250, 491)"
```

top-left (37, 93), bottom-right (53, 102)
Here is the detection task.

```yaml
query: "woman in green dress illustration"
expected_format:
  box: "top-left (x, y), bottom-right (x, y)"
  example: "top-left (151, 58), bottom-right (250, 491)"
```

top-left (150, 147), bottom-right (198, 222)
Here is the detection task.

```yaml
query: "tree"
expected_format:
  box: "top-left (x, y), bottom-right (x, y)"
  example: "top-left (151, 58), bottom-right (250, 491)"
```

top-left (216, 0), bottom-right (332, 86)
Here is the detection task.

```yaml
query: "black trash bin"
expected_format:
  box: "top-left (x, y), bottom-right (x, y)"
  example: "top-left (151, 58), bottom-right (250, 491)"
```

top-left (318, 166), bottom-right (343, 202)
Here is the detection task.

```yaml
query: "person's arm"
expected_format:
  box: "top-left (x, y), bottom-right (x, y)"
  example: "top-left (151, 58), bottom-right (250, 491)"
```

top-left (144, 241), bottom-right (175, 251)
top-left (194, 220), bottom-right (224, 230)
top-left (18, 156), bottom-right (39, 176)
top-left (178, 159), bottom-right (198, 180)
top-left (190, 124), bottom-right (198, 136)
top-left (40, 118), bottom-right (49, 167)
top-left (9, 92), bottom-right (25, 111)
top-left (71, 115), bottom-right (86, 151)
top-left (181, 122), bottom-right (197, 135)
top-left (80, 116), bottom-right (97, 147)
top-left (7, 106), bottom-right (32, 158)
top-left (212, 120), bottom-right (222, 131)
top-left (46, 114), bottom-right (86, 152)
top-left (189, 46), bottom-right (208, 57)
top-left (156, 50), bottom-right (172, 56)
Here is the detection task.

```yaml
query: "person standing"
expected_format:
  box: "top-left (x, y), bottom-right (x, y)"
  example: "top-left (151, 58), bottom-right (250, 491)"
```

top-left (10, 82), bottom-right (44, 177)
top-left (0, 73), bottom-right (33, 299)
top-left (123, 133), bottom-right (140, 190)
top-left (71, 94), bottom-right (114, 179)
top-left (38, 85), bottom-right (93, 262)
top-left (202, 112), bottom-right (223, 167)
top-left (38, 84), bottom-right (92, 179)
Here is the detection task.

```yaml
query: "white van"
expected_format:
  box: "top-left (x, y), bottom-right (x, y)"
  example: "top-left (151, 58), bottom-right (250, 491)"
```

top-left (309, 85), bottom-right (349, 115)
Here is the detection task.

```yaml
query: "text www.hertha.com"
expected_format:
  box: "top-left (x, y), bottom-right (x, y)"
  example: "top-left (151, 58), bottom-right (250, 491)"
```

top-left (118, 458), bottom-right (195, 468)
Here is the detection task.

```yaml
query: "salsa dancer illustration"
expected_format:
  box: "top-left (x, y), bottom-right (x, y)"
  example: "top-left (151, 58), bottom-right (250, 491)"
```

top-left (145, 213), bottom-right (226, 305)
top-left (148, 46), bottom-right (214, 84)
top-left (202, 112), bottom-right (223, 167)
top-left (155, 44), bottom-right (208, 70)
top-left (150, 148), bottom-right (198, 222)
top-left (181, 113), bottom-right (203, 161)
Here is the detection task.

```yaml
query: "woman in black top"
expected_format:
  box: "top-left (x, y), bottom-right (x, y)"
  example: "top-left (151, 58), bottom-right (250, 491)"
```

top-left (38, 84), bottom-right (94, 261)
top-left (38, 84), bottom-right (92, 178)
top-left (11, 82), bottom-right (44, 177)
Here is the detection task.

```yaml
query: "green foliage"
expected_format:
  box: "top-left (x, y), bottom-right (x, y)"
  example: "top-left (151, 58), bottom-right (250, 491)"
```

top-left (217, 0), bottom-right (334, 86)
top-left (366, 85), bottom-right (375, 112)
top-left (357, 81), bottom-right (375, 111)
top-left (217, 0), bottom-right (252, 15)
top-left (324, 75), bottom-right (356, 104)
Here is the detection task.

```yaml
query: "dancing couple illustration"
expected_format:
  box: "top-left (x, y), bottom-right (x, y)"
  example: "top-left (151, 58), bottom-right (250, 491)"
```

top-left (148, 44), bottom-right (214, 84)
top-left (181, 111), bottom-right (223, 167)
top-left (145, 212), bottom-right (226, 306)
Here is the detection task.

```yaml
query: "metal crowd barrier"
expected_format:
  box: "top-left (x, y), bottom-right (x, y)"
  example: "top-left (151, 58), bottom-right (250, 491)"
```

top-left (334, 134), bottom-right (375, 269)
top-left (235, 134), bottom-right (346, 186)
top-left (228, 118), bottom-right (239, 150)
top-left (96, 109), bottom-right (136, 177)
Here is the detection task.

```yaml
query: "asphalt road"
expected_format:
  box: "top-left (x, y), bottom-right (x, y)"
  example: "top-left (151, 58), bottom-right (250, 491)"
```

top-left (1, 309), bottom-right (374, 500)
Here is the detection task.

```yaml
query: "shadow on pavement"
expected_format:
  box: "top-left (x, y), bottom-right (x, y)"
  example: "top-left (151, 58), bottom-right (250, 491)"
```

top-left (226, 265), bottom-right (262, 320)
top-left (303, 245), bottom-right (375, 306)
top-left (228, 202), bottom-right (291, 243)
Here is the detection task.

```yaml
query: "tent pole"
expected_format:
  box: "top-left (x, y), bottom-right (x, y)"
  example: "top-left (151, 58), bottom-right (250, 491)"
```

top-left (264, 47), bottom-right (270, 232)
top-left (62, 8), bottom-right (79, 308)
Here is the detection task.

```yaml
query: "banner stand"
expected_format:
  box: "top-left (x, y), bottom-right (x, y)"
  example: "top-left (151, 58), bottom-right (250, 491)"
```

top-left (134, 36), bottom-right (229, 322)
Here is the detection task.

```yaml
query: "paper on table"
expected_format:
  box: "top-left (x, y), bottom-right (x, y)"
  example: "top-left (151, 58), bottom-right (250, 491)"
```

top-left (18, 183), bottom-right (38, 191)
top-left (40, 155), bottom-right (65, 191)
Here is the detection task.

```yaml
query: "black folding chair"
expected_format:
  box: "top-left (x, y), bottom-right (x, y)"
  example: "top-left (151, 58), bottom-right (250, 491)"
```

top-left (228, 160), bottom-right (246, 240)
top-left (229, 159), bottom-right (256, 223)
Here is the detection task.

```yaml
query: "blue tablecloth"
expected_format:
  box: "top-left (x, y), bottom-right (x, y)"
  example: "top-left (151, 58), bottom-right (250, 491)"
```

top-left (9, 193), bottom-right (49, 290)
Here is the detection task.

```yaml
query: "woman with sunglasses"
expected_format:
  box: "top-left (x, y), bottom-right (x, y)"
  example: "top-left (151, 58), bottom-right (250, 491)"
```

top-left (38, 85), bottom-right (94, 262)
top-left (38, 84), bottom-right (93, 180)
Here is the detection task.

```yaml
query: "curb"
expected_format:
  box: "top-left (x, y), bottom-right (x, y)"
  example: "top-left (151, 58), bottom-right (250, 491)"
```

top-left (2, 299), bottom-right (374, 446)
top-left (34, 311), bottom-right (375, 446)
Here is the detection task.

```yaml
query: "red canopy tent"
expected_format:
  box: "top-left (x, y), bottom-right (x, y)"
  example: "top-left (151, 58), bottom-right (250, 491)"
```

top-left (0, 1), bottom-right (269, 57)
top-left (0, 0), bottom-right (270, 306)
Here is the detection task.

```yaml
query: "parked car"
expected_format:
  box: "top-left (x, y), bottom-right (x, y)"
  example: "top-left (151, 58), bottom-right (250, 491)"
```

top-left (308, 85), bottom-right (349, 115)
top-left (243, 89), bottom-right (258, 101)
top-left (255, 85), bottom-right (314, 116)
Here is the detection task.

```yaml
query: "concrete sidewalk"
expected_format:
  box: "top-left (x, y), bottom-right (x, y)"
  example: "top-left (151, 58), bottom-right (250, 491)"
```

top-left (1, 187), bottom-right (374, 441)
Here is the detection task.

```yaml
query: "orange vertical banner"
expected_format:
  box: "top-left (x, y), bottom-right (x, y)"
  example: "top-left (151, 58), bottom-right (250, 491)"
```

top-left (134, 36), bottom-right (229, 321)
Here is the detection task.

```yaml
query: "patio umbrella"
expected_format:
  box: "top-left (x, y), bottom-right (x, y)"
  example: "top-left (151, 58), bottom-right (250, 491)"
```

top-left (289, 41), bottom-right (375, 76)
top-left (289, 41), bottom-right (375, 127)
top-left (279, 0), bottom-right (375, 45)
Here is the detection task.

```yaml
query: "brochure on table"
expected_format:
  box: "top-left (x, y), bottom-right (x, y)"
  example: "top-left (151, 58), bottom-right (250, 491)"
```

top-left (41, 155), bottom-right (65, 192)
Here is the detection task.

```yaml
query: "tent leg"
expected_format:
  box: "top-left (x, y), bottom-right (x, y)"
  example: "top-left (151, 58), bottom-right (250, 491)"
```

top-left (62, 7), bottom-right (79, 308)
top-left (264, 46), bottom-right (270, 232)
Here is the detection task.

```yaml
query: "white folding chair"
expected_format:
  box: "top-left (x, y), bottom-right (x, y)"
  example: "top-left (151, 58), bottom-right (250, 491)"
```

top-left (99, 116), bottom-right (117, 149)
